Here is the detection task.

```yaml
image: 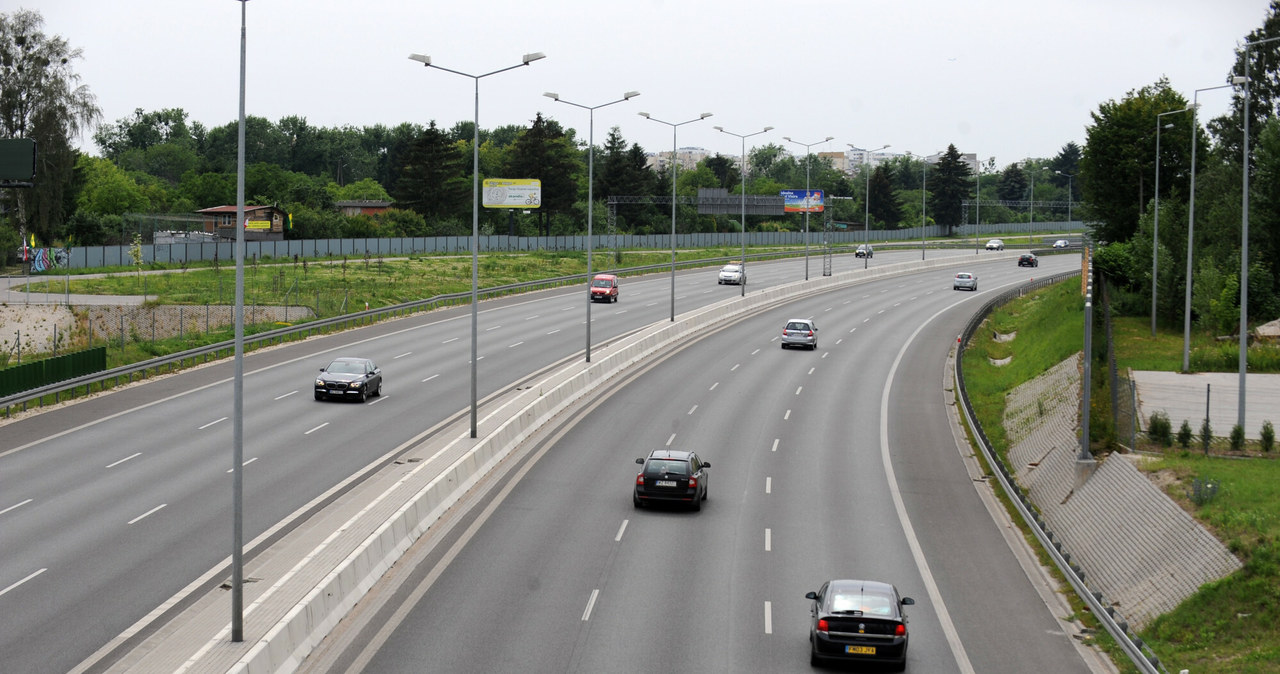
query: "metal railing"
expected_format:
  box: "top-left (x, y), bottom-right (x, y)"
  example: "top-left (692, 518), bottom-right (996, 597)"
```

top-left (953, 270), bottom-right (1167, 674)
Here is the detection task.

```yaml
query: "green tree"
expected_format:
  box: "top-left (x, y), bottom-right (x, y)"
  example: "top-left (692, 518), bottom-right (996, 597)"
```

top-left (703, 153), bottom-right (740, 189)
top-left (93, 107), bottom-right (195, 162)
top-left (331, 177), bottom-right (391, 202)
top-left (929, 144), bottom-right (973, 232)
top-left (996, 164), bottom-right (1028, 201)
top-left (1048, 141), bottom-right (1082, 201)
top-left (392, 121), bottom-right (468, 221)
top-left (867, 164), bottom-right (904, 228)
top-left (504, 113), bottom-right (581, 235)
top-left (75, 155), bottom-right (149, 216)
top-left (0, 8), bottom-right (101, 242)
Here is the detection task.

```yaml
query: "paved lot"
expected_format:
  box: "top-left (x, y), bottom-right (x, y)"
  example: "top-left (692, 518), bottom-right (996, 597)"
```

top-left (1132, 370), bottom-right (1280, 440)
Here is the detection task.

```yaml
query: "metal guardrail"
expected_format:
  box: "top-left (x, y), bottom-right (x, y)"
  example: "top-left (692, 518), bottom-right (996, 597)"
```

top-left (0, 248), bottom-right (847, 417)
top-left (952, 270), bottom-right (1167, 674)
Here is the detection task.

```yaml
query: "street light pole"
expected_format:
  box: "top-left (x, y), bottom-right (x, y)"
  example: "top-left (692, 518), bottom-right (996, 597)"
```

top-left (1152, 109), bottom-right (1190, 337)
top-left (784, 136), bottom-right (834, 280)
top-left (545, 90), bottom-right (639, 362)
top-left (716, 125), bottom-right (773, 296)
top-left (849, 144), bottom-right (889, 270)
top-left (1183, 80), bottom-right (1244, 373)
top-left (906, 151), bottom-right (928, 259)
top-left (1055, 170), bottom-right (1076, 222)
top-left (231, 0), bottom-right (248, 643)
top-left (410, 51), bottom-right (546, 437)
top-left (640, 111), bottom-right (712, 321)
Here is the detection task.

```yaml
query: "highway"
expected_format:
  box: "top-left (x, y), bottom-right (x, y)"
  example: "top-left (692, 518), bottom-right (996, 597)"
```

top-left (0, 248), bottom-right (1087, 673)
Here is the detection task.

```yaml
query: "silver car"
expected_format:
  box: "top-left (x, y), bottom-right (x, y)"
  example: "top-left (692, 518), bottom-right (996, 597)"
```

top-left (953, 272), bottom-right (978, 291)
top-left (781, 318), bottom-right (818, 350)
top-left (718, 263), bottom-right (745, 285)
top-left (985, 239), bottom-right (1004, 251)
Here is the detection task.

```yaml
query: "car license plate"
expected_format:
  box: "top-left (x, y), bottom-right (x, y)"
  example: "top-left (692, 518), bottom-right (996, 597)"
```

top-left (330, 390), bottom-right (345, 395)
top-left (846, 645), bottom-right (876, 655)
top-left (655, 480), bottom-right (677, 487)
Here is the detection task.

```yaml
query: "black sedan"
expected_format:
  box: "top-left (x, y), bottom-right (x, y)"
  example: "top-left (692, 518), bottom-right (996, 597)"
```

top-left (314, 357), bottom-right (382, 402)
top-left (1018, 253), bottom-right (1039, 267)
top-left (633, 449), bottom-right (709, 510)
top-left (806, 579), bottom-right (914, 670)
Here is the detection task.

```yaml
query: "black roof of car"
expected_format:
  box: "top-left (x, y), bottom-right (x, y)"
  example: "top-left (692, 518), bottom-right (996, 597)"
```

top-left (645, 449), bottom-right (694, 461)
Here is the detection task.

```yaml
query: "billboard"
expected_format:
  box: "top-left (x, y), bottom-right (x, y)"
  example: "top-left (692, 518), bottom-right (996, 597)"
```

top-left (0, 138), bottom-right (37, 187)
top-left (483, 178), bottom-right (542, 208)
top-left (781, 189), bottom-right (824, 213)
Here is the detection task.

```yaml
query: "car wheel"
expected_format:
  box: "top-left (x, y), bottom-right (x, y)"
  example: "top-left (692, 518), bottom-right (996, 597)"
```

top-left (633, 494), bottom-right (642, 508)
top-left (358, 387), bottom-right (367, 403)
top-left (691, 496), bottom-right (701, 512)
top-left (781, 343), bottom-right (787, 349)
top-left (373, 380), bottom-right (382, 397)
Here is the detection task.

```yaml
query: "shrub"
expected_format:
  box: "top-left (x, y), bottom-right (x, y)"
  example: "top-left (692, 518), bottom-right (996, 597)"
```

top-left (1177, 420), bottom-right (1194, 448)
top-left (1187, 478), bottom-right (1219, 506)
top-left (1148, 411), bottom-right (1173, 446)
top-left (1230, 424), bottom-right (1246, 452)
top-left (1200, 417), bottom-right (1213, 453)
top-left (1261, 420), bottom-right (1276, 453)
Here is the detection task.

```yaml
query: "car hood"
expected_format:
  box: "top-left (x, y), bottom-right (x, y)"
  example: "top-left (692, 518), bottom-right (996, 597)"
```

top-left (319, 372), bottom-right (363, 382)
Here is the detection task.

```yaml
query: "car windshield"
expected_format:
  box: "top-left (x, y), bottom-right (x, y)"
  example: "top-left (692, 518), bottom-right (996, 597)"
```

top-left (591, 278), bottom-right (612, 287)
top-left (644, 459), bottom-right (690, 476)
top-left (721, 265), bottom-right (741, 272)
top-left (326, 360), bottom-right (365, 374)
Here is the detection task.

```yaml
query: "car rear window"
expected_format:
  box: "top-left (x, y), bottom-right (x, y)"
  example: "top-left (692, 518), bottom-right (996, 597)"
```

top-left (831, 591), bottom-right (895, 616)
top-left (787, 322), bottom-right (810, 331)
top-left (644, 459), bottom-right (690, 476)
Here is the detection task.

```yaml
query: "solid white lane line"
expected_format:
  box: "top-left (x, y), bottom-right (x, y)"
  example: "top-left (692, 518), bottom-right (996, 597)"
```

top-left (198, 417), bottom-right (227, 430)
top-left (394, 352), bottom-right (412, 359)
top-left (582, 589), bottom-right (600, 621)
top-left (709, 382), bottom-right (719, 391)
top-left (666, 433), bottom-right (677, 446)
top-left (274, 391), bottom-right (297, 400)
top-left (106, 452), bottom-right (141, 468)
top-left (0, 568), bottom-right (46, 597)
top-left (771, 439), bottom-right (779, 452)
top-left (368, 396), bottom-right (387, 405)
top-left (422, 374), bottom-right (439, 383)
top-left (1, 499), bottom-right (33, 516)
top-left (764, 601), bottom-right (773, 634)
top-left (765, 528), bottom-right (772, 551)
top-left (880, 301), bottom-right (976, 673)
top-left (128, 504), bottom-right (166, 524)
top-left (688, 405), bottom-right (698, 415)
top-left (442, 337), bottom-right (459, 344)
top-left (305, 422), bottom-right (329, 435)
top-left (615, 520), bottom-right (628, 542)
top-left (766, 477), bottom-right (772, 494)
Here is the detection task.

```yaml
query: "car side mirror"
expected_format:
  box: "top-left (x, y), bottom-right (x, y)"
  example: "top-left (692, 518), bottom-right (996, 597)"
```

top-left (636, 458), bottom-right (645, 464)
top-left (319, 367), bottom-right (325, 372)
top-left (701, 461), bottom-right (710, 468)
top-left (901, 597), bottom-right (915, 606)
top-left (805, 591), bottom-right (819, 600)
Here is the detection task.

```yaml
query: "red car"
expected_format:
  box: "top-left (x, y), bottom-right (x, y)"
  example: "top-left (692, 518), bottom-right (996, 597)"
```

top-left (589, 273), bottom-right (618, 302)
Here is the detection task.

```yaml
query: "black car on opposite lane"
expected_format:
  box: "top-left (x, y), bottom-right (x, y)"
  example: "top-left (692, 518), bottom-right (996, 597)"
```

top-left (633, 449), bottom-right (709, 510)
top-left (1018, 253), bottom-right (1039, 267)
top-left (806, 579), bottom-right (914, 670)
top-left (315, 357), bottom-right (382, 402)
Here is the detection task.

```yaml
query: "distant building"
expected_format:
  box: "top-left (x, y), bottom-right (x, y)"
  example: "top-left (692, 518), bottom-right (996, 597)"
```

top-left (197, 205), bottom-right (289, 242)
top-left (646, 147), bottom-right (709, 172)
top-left (335, 200), bottom-right (394, 217)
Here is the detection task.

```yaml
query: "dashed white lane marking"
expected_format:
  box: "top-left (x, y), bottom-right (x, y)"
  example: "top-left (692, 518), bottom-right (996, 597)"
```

top-left (274, 391), bottom-right (297, 400)
top-left (582, 589), bottom-right (600, 621)
top-left (764, 601), bottom-right (773, 634)
top-left (442, 337), bottom-right (459, 344)
top-left (422, 374), bottom-right (439, 383)
top-left (0, 568), bottom-right (46, 597)
top-left (771, 439), bottom-right (779, 452)
top-left (731, 363), bottom-right (741, 371)
top-left (226, 457), bottom-right (258, 473)
top-left (484, 325), bottom-right (502, 331)
top-left (765, 477), bottom-right (772, 494)
top-left (198, 417), bottom-right (227, 430)
top-left (508, 342), bottom-right (523, 348)
top-left (615, 520), bottom-right (628, 542)
top-left (688, 405), bottom-right (698, 415)
top-left (784, 410), bottom-right (791, 420)
top-left (394, 352), bottom-right (412, 359)
top-left (709, 382), bottom-right (719, 391)
top-left (546, 329), bottom-right (561, 335)
top-left (305, 422), bottom-right (329, 435)
top-left (765, 528), bottom-right (772, 551)
top-left (106, 452), bottom-right (141, 468)
top-left (807, 367), bottom-right (815, 375)
top-left (795, 386), bottom-right (803, 395)
top-left (128, 504), bottom-right (166, 525)
top-left (666, 433), bottom-right (677, 446)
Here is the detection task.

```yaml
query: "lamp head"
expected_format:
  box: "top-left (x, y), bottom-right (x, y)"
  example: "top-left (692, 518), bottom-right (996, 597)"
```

top-left (824, 136), bottom-right (834, 142)
top-left (543, 92), bottom-right (560, 101)
top-left (763, 126), bottom-right (774, 132)
top-left (700, 113), bottom-right (713, 119)
top-left (783, 136), bottom-right (793, 143)
top-left (408, 53), bottom-right (431, 66)
top-left (1231, 75), bottom-right (1248, 85)
top-left (522, 52), bottom-right (546, 64)
top-left (713, 126), bottom-right (724, 132)
top-left (624, 91), bottom-right (641, 99)
top-left (638, 112), bottom-right (651, 119)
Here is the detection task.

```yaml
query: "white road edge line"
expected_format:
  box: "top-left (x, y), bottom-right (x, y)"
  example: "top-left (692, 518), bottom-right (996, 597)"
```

top-left (128, 504), bottom-right (167, 525)
top-left (615, 520), bottom-right (628, 542)
top-left (880, 301), bottom-right (976, 673)
top-left (0, 568), bottom-right (46, 597)
top-left (106, 452), bottom-right (141, 468)
top-left (1, 499), bottom-right (33, 516)
top-left (582, 589), bottom-right (600, 621)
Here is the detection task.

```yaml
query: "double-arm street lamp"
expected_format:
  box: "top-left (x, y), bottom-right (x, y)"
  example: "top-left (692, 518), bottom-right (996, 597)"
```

top-left (849, 144), bottom-right (889, 269)
top-left (1183, 79), bottom-right (1245, 373)
top-left (545, 90), bottom-right (640, 361)
top-left (715, 124), bottom-right (773, 296)
top-left (905, 151), bottom-right (929, 259)
top-left (783, 136), bottom-right (834, 279)
top-left (409, 50), bottom-right (546, 438)
top-left (1152, 108), bottom-right (1192, 337)
top-left (639, 111), bottom-right (713, 321)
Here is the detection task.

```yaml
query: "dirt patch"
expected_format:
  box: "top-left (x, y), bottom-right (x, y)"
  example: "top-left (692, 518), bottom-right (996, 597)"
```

top-left (0, 303), bottom-right (77, 358)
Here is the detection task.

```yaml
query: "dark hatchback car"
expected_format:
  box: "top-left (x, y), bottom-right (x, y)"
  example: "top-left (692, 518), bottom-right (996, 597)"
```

top-left (315, 357), bottom-right (382, 402)
top-left (806, 579), bottom-right (914, 670)
top-left (1018, 253), bottom-right (1039, 267)
top-left (633, 449), bottom-right (709, 510)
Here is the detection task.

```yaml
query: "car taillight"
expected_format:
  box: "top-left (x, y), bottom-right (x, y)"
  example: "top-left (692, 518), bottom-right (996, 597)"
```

top-left (817, 618), bottom-right (829, 633)
top-left (807, 330), bottom-right (813, 336)
top-left (635, 474), bottom-right (645, 486)
top-left (688, 477), bottom-right (697, 488)
top-left (894, 623), bottom-right (906, 637)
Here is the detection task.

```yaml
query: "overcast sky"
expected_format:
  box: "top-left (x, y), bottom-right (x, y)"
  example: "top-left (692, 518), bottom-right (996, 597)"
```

top-left (28, 0), bottom-right (1274, 170)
